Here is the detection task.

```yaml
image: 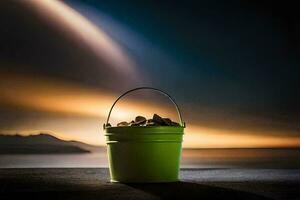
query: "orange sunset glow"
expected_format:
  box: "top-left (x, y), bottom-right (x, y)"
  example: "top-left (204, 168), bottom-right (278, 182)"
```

top-left (1, 72), bottom-right (299, 148)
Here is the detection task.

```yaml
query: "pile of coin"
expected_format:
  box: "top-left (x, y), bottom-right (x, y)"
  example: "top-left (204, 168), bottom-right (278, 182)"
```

top-left (116, 114), bottom-right (180, 127)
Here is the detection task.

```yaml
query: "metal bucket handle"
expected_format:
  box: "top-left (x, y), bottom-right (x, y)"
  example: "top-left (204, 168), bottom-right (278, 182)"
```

top-left (104, 87), bottom-right (185, 129)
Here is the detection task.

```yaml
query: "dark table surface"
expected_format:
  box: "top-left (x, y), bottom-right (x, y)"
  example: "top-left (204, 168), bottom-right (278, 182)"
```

top-left (1, 168), bottom-right (300, 200)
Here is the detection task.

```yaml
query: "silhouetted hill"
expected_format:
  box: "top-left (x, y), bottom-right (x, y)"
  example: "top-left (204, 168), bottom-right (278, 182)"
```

top-left (0, 133), bottom-right (103, 154)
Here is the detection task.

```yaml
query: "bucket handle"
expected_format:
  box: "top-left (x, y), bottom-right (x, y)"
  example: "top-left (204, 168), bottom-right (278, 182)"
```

top-left (104, 87), bottom-right (185, 129)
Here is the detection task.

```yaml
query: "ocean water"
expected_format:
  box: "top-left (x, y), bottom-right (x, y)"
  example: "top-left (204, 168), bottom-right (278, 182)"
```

top-left (1, 148), bottom-right (300, 168)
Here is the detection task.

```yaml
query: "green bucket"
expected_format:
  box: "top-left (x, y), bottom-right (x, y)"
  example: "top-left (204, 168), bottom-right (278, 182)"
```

top-left (103, 87), bottom-right (185, 183)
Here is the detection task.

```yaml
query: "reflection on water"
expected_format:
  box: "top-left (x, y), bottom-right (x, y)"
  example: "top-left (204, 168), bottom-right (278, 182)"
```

top-left (0, 151), bottom-right (107, 168)
top-left (1, 149), bottom-right (300, 168)
top-left (182, 148), bottom-right (300, 168)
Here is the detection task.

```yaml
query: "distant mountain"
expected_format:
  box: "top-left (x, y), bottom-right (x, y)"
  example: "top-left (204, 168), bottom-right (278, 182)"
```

top-left (0, 133), bottom-right (104, 154)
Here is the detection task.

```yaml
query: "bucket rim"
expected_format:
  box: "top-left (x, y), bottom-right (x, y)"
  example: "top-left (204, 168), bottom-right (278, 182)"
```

top-left (105, 126), bottom-right (184, 135)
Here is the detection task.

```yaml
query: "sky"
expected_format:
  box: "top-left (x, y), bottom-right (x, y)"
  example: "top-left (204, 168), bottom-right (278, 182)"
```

top-left (0, 0), bottom-right (299, 148)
